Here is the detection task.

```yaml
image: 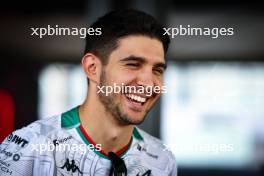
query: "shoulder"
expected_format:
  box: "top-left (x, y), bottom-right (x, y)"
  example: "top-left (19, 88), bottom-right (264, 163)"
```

top-left (18, 115), bottom-right (61, 138)
top-left (135, 128), bottom-right (177, 175)
top-left (1, 106), bottom-right (82, 146)
top-left (0, 116), bottom-right (62, 175)
top-left (136, 128), bottom-right (175, 159)
top-left (27, 115), bottom-right (61, 136)
top-left (1, 115), bottom-right (61, 149)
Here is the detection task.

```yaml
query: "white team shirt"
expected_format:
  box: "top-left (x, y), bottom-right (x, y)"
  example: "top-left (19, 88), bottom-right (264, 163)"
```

top-left (0, 107), bottom-right (177, 176)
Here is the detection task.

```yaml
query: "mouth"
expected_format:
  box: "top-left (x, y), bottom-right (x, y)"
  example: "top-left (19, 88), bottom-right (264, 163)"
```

top-left (124, 93), bottom-right (149, 111)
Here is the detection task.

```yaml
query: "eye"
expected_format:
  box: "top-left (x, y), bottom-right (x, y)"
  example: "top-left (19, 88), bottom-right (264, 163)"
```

top-left (154, 68), bottom-right (164, 75)
top-left (126, 63), bottom-right (140, 67)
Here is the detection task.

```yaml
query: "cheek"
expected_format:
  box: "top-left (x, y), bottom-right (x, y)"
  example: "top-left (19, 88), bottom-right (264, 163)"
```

top-left (152, 81), bottom-right (164, 96)
top-left (154, 77), bottom-right (163, 87)
top-left (112, 69), bottom-right (137, 84)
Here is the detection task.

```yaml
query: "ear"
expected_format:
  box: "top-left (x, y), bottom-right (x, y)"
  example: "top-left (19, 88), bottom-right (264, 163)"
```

top-left (81, 53), bottom-right (101, 84)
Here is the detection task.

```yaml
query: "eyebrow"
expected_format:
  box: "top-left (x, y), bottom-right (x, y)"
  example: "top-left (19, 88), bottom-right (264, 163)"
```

top-left (120, 55), bottom-right (167, 70)
top-left (120, 55), bottom-right (146, 63)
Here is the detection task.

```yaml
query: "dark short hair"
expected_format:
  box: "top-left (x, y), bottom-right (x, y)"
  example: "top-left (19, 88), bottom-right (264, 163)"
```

top-left (84, 9), bottom-right (170, 65)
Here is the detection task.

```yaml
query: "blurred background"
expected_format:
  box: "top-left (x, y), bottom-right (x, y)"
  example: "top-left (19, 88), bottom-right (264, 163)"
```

top-left (1, 0), bottom-right (264, 175)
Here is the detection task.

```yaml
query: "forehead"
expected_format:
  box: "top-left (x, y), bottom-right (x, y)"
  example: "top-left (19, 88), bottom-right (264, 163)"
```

top-left (109, 35), bottom-right (165, 64)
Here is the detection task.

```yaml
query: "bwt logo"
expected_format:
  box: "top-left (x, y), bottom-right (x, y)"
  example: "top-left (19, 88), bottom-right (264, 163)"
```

top-left (0, 166), bottom-right (12, 175)
top-left (7, 134), bottom-right (28, 147)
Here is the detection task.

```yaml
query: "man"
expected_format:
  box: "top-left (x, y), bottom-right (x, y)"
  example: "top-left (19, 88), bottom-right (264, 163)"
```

top-left (0, 9), bottom-right (177, 175)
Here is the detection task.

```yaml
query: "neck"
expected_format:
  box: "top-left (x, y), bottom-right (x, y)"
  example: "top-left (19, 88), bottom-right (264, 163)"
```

top-left (79, 91), bottom-right (133, 154)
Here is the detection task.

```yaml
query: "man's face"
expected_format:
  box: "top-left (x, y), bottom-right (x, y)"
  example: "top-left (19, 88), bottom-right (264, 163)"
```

top-left (98, 35), bottom-right (166, 125)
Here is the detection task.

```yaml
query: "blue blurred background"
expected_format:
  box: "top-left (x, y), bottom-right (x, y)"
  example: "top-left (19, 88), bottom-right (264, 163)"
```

top-left (0, 0), bottom-right (264, 175)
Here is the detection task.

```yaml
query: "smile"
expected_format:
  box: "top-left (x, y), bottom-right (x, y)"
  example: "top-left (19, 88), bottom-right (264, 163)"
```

top-left (124, 93), bottom-right (150, 110)
top-left (125, 94), bottom-right (146, 103)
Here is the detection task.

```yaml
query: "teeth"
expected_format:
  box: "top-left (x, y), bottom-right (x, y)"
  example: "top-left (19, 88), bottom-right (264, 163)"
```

top-left (136, 96), bottom-right (140, 102)
top-left (126, 94), bottom-right (146, 103)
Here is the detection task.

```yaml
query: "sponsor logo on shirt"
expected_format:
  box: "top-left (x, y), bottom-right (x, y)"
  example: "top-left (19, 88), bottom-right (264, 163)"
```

top-left (0, 160), bottom-right (10, 167)
top-left (60, 158), bottom-right (83, 174)
top-left (12, 154), bottom-right (20, 161)
top-left (0, 160), bottom-right (12, 175)
top-left (0, 149), bottom-right (21, 161)
top-left (137, 144), bottom-right (158, 159)
top-left (6, 134), bottom-right (28, 148)
top-left (0, 166), bottom-right (12, 175)
top-left (53, 136), bottom-right (73, 146)
top-left (0, 149), bottom-right (13, 157)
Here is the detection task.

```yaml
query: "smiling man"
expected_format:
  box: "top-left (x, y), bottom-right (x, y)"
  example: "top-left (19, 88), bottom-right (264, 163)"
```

top-left (0, 10), bottom-right (177, 176)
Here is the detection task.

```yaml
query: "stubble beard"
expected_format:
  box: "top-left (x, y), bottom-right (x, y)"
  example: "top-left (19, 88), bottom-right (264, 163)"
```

top-left (98, 70), bottom-right (148, 125)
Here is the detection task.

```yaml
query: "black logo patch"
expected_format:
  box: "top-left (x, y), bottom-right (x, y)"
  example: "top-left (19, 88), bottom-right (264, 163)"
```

top-left (60, 158), bottom-right (83, 174)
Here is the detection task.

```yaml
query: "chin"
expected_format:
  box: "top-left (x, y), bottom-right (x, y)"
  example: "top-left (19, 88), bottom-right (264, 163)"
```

top-left (120, 107), bottom-right (148, 125)
top-left (128, 114), bottom-right (145, 124)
